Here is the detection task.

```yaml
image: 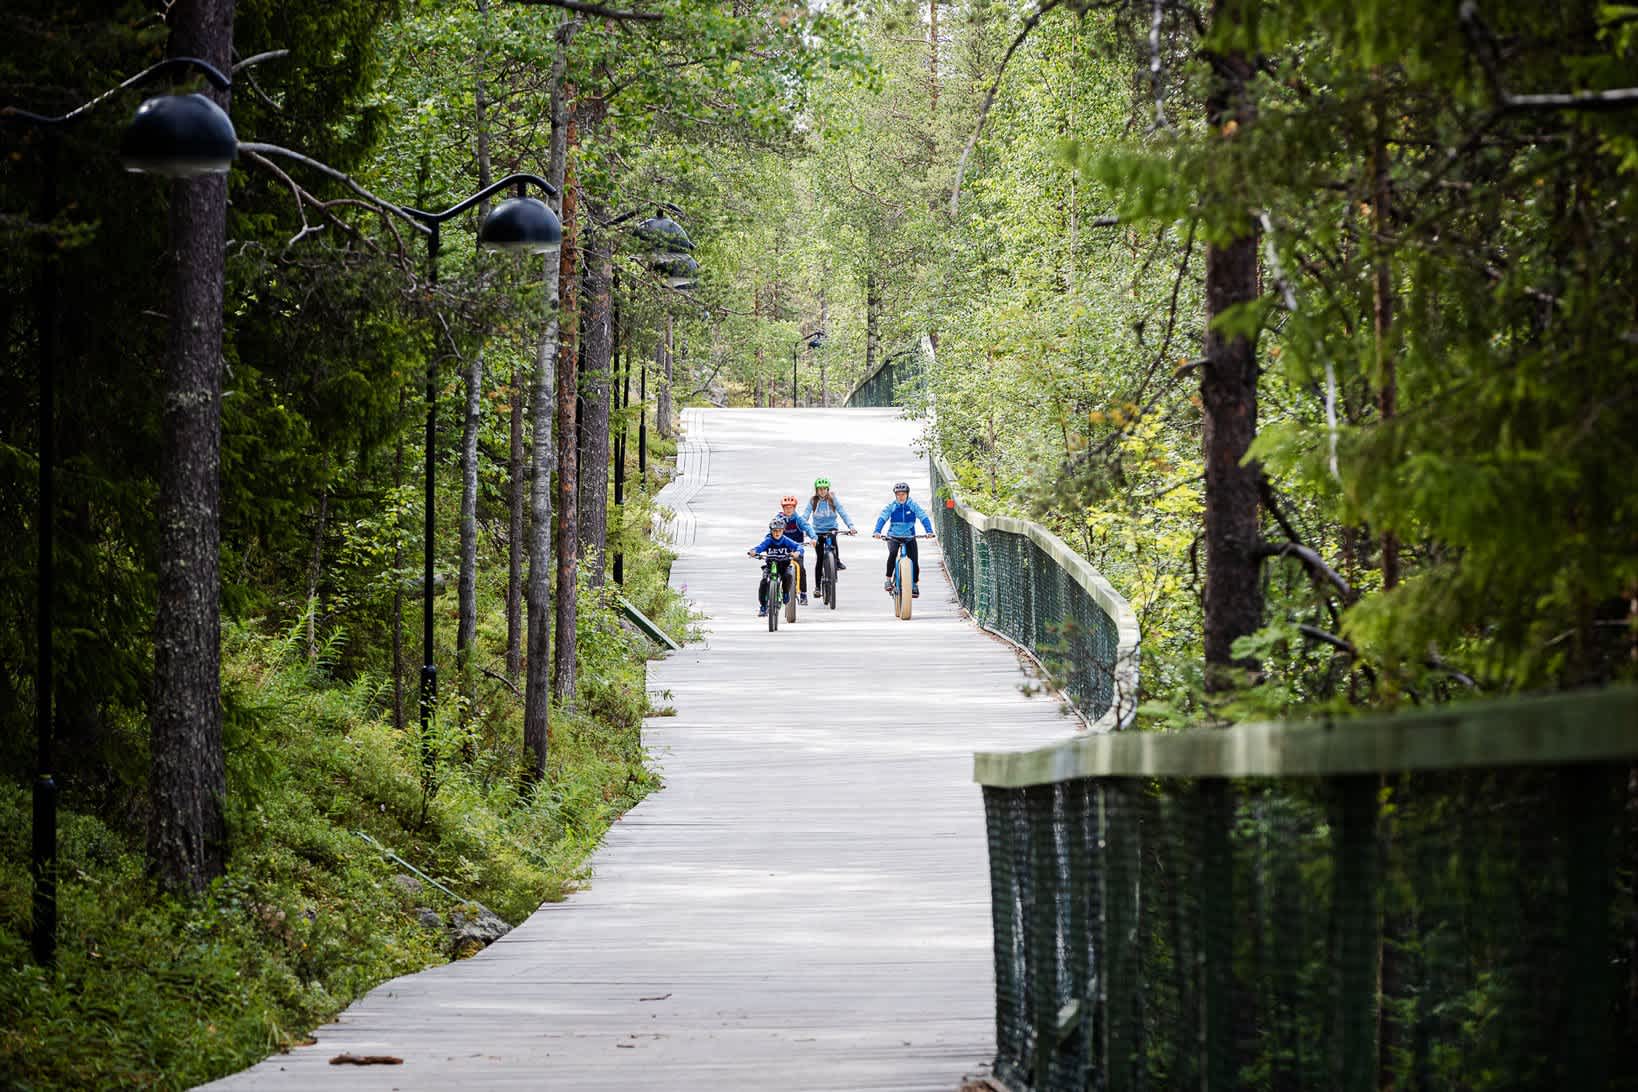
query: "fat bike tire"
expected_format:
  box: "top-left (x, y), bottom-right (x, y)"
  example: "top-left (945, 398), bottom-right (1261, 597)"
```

top-left (896, 556), bottom-right (914, 620)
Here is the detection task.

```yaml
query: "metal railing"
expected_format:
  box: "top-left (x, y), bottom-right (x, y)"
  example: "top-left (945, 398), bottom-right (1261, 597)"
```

top-left (844, 338), bottom-right (929, 407)
top-left (974, 686), bottom-right (1638, 1091)
top-left (931, 454), bottom-right (1139, 730)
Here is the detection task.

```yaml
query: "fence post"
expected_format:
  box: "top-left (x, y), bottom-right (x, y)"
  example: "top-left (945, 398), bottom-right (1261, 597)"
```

top-left (1564, 764), bottom-right (1613, 1090)
top-left (1103, 783), bottom-right (1142, 1090)
top-left (1334, 775), bottom-right (1379, 1092)
top-left (1031, 786), bottom-right (1064, 1088)
top-left (1201, 779), bottom-right (1236, 1090)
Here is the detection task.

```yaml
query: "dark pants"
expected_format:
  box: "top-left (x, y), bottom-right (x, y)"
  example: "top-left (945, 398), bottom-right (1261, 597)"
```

top-left (758, 560), bottom-right (795, 608)
top-left (884, 537), bottom-right (920, 583)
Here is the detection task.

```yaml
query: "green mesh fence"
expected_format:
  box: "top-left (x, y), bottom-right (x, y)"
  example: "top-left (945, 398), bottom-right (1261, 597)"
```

top-left (844, 346), bottom-right (925, 408)
top-left (930, 457), bottom-right (1137, 726)
top-left (976, 690), bottom-right (1638, 1092)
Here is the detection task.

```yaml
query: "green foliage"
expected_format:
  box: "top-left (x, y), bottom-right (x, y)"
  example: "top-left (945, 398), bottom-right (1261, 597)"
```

top-left (735, 0), bottom-right (1638, 716)
top-left (0, 564), bottom-right (670, 1088)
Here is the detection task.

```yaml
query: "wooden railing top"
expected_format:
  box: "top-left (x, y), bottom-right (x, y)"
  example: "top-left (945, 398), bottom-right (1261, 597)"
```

top-left (974, 685), bottom-right (1638, 788)
top-left (933, 451), bottom-right (1141, 733)
top-left (841, 336), bottom-right (930, 406)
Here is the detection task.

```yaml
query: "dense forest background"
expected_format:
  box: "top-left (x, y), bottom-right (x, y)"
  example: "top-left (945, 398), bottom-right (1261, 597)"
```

top-left (2, 0), bottom-right (1635, 1085)
top-left (699, 0), bottom-right (1638, 717)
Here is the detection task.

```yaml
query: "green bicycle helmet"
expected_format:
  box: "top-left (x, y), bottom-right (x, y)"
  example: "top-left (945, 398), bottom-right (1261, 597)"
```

top-left (814, 477), bottom-right (831, 489)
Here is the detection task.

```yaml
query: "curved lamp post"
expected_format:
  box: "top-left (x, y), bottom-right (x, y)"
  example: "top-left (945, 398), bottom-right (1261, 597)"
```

top-left (3, 56), bottom-right (235, 967)
top-left (399, 175), bottom-right (562, 781)
top-left (792, 328), bottom-right (826, 408)
top-left (611, 209), bottom-right (698, 583)
top-left (631, 210), bottom-right (698, 480)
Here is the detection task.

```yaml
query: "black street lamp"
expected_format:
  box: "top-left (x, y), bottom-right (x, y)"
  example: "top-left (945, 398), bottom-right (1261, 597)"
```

top-left (399, 175), bottom-right (561, 780)
top-left (791, 328), bottom-right (826, 408)
top-left (4, 56), bottom-right (237, 967)
top-left (611, 208), bottom-right (698, 583)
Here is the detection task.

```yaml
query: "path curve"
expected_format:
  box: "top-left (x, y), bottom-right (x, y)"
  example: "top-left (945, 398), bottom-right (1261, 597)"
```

top-left (208, 408), bottom-right (1075, 1091)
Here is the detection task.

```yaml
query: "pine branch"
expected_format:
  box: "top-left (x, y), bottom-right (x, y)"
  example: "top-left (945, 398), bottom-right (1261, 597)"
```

top-left (1257, 539), bottom-right (1355, 605)
top-left (506, 0), bottom-right (661, 21)
top-left (238, 142), bottom-right (429, 239)
top-left (1296, 623), bottom-right (1355, 655)
top-left (1460, 2), bottom-right (1638, 114)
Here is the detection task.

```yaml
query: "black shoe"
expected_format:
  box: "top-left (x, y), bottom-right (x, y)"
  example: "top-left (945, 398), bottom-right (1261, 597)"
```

top-left (757, 606), bottom-right (767, 617)
top-left (884, 580), bottom-right (894, 593)
top-left (912, 584), bottom-right (920, 598)
top-left (799, 594), bottom-right (809, 606)
top-left (837, 560), bottom-right (847, 570)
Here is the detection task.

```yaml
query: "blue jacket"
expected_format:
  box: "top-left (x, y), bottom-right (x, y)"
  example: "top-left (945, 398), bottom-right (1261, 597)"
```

top-left (801, 496), bottom-right (855, 533)
top-left (874, 497), bottom-right (933, 537)
top-left (773, 511), bottom-right (816, 542)
top-left (751, 533), bottom-right (805, 560)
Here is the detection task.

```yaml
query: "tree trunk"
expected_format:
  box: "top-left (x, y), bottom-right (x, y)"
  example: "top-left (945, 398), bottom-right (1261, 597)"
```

top-left (305, 472), bottom-right (329, 663)
top-left (524, 21), bottom-right (575, 783)
top-left (655, 312), bottom-right (674, 440)
top-left (456, 349), bottom-right (483, 679)
top-left (508, 359), bottom-right (525, 678)
top-left (819, 284), bottom-right (830, 406)
top-left (459, 2), bottom-right (493, 697)
top-left (612, 285), bottom-right (628, 583)
top-left (392, 389), bottom-right (406, 732)
top-left (928, 0), bottom-right (940, 110)
top-left (552, 131), bottom-right (581, 706)
top-left (1200, 3), bottom-right (1263, 690)
top-left (865, 269), bottom-right (881, 379)
top-left (149, 0), bottom-right (233, 894)
top-left (1371, 91), bottom-right (1398, 592)
top-left (577, 226), bottom-right (614, 587)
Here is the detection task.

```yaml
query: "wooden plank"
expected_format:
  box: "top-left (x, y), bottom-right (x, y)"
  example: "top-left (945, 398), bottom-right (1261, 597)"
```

top-left (975, 685), bottom-right (1638, 788)
top-left (207, 408), bottom-right (1074, 1091)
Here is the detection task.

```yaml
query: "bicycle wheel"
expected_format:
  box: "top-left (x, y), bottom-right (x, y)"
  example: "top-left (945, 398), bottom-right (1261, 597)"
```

top-left (784, 579), bottom-right (798, 624)
top-left (896, 555), bottom-right (914, 620)
top-left (825, 552), bottom-right (838, 610)
top-left (767, 573), bottom-right (779, 632)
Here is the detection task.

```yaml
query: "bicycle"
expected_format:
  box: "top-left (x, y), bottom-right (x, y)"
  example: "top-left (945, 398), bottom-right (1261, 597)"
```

top-left (874, 532), bottom-right (934, 620)
top-left (812, 529), bottom-right (857, 611)
top-left (749, 550), bottom-right (799, 631)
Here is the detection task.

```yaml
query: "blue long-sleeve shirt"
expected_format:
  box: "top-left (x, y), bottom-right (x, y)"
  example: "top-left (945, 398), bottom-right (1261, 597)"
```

top-left (874, 497), bottom-right (934, 537)
top-left (751, 533), bottom-right (805, 560)
top-left (801, 496), bottom-right (855, 533)
top-left (773, 511), bottom-right (816, 542)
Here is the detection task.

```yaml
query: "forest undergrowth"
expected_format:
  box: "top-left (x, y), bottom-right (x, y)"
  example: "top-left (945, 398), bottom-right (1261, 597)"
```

top-left (0, 526), bottom-right (689, 1091)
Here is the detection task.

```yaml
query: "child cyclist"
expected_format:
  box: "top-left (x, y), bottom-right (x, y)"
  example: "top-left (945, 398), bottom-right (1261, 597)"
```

top-left (747, 516), bottom-right (804, 618)
top-left (800, 477), bottom-right (857, 572)
top-left (873, 481), bottom-right (935, 597)
top-left (774, 494), bottom-right (817, 605)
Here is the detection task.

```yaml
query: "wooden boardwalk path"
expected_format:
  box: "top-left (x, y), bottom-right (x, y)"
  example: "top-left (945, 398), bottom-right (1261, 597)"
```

top-left (209, 408), bottom-right (1075, 1091)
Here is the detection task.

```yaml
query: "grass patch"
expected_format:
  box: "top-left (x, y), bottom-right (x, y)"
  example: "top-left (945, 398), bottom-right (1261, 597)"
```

top-left (0, 549), bottom-right (680, 1089)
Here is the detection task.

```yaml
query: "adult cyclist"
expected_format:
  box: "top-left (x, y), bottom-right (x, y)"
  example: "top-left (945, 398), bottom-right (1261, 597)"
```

top-left (800, 477), bottom-right (857, 572)
top-left (873, 481), bottom-right (935, 598)
top-left (775, 494), bottom-right (817, 605)
top-left (747, 516), bottom-right (803, 618)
